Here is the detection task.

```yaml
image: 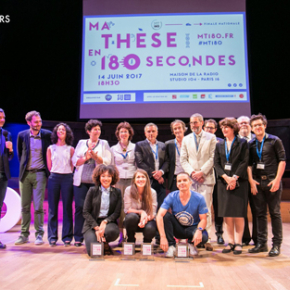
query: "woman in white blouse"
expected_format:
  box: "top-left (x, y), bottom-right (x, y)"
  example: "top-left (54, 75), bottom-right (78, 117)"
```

top-left (111, 121), bottom-right (136, 244)
top-left (72, 119), bottom-right (111, 247)
top-left (46, 123), bottom-right (74, 246)
top-left (123, 169), bottom-right (157, 244)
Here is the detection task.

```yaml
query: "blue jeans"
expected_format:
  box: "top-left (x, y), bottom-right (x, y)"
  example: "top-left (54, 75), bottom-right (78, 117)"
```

top-left (73, 183), bottom-right (94, 242)
top-left (163, 212), bottom-right (208, 246)
top-left (47, 173), bottom-right (73, 243)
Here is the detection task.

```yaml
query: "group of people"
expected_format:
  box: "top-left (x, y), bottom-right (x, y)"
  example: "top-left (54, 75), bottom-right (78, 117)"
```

top-left (0, 108), bottom-right (286, 258)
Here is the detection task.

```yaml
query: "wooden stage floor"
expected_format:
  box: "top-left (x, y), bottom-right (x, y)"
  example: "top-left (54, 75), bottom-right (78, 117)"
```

top-left (1, 223), bottom-right (290, 290)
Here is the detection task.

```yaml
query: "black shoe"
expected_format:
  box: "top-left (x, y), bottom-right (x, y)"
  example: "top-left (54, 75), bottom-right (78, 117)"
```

top-left (49, 240), bottom-right (57, 247)
top-left (104, 242), bottom-right (114, 255)
top-left (74, 242), bottom-right (82, 247)
top-left (217, 236), bottom-right (225, 245)
top-left (197, 243), bottom-right (205, 248)
top-left (233, 244), bottom-right (243, 255)
top-left (248, 243), bottom-right (268, 253)
top-left (0, 241), bottom-right (6, 249)
top-left (222, 243), bottom-right (235, 253)
top-left (268, 245), bottom-right (280, 257)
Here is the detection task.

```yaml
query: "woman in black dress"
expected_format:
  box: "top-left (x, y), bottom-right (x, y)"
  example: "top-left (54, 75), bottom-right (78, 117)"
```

top-left (82, 164), bottom-right (122, 256)
top-left (214, 118), bottom-right (249, 255)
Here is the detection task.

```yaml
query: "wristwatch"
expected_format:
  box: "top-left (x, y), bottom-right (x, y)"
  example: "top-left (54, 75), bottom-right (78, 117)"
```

top-left (233, 175), bottom-right (238, 180)
top-left (197, 227), bottom-right (203, 231)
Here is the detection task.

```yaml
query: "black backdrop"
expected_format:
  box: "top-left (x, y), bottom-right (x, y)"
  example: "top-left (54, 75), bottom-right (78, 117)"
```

top-left (0, 0), bottom-right (289, 123)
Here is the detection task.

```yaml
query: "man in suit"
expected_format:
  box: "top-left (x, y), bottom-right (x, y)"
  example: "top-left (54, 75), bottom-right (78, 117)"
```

top-left (204, 119), bottom-right (224, 245)
top-left (180, 113), bottom-right (216, 251)
top-left (15, 111), bottom-right (52, 245)
top-left (165, 119), bottom-right (187, 192)
top-left (237, 115), bottom-right (257, 246)
top-left (0, 108), bottom-right (14, 249)
top-left (135, 123), bottom-right (168, 209)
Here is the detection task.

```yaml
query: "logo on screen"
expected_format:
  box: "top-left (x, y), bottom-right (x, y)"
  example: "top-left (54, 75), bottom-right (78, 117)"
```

top-left (105, 94), bottom-right (112, 101)
top-left (192, 94), bottom-right (198, 99)
top-left (201, 94), bottom-right (206, 99)
top-left (151, 20), bottom-right (162, 30)
top-left (172, 95), bottom-right (177, 99)
top-left (239, 94), bottom-right (244, 98)
top-left (124, 94), bottom-right (131, 100)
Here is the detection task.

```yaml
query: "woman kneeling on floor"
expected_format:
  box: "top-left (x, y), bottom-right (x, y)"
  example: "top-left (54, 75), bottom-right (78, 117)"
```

top-left (82, 164), bottom-right (122, 256)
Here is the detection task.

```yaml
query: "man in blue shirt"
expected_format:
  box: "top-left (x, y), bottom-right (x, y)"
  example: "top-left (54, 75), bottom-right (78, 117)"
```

top-left (156, 172), bottom-right (208, 257)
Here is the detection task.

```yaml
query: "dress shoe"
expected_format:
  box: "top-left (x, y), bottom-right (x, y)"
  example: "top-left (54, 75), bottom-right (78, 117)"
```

top-left (222, 243), bottom-right (235, 253)
top-left (268, 245), bottom-right (280, 257)
top-left (205, 242), bottom-right (213, 251)
top-left (104, 242), bottom-right (114, 255)
top-left (233, 244), bottom-right (243, 255)
top-left (217, 236), bottom-right (225, 245)
top-left (74, 242), bottom-right (82, 247)
top-left (248, 243), bottom-right (268, 253)
top-left (0, 241), bottom-right (6, 249)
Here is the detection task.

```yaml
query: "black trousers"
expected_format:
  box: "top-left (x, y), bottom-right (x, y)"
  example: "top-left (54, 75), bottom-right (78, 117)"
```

top-left (83, 222), bottom-right (119, 256)
top-left (124, 213), bottom-right (156, 243)
top-left (242, 184), bottom-right (257, 244)
top-left (212, 181), bottom-right (223, 236)
top-left (163, 212), bottom-right (208, 246)
top-left (253, 177), bottom-right (282, 246)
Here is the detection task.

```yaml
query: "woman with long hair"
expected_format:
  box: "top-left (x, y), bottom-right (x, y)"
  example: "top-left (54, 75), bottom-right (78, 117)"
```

top-left (46, 123), bottom-right (74, 246)
top-left (214, 118), bottom-right (249, 255)
top-left (123, 169), bottom-right (157, 243)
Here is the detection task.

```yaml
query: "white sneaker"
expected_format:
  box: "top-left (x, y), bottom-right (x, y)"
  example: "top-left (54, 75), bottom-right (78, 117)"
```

top-left (35, 235), bottom-right (44, 245)
top-left (165, 245), bottom-right (176, 258)
top-left (188, 243), bottom-right (198, 256)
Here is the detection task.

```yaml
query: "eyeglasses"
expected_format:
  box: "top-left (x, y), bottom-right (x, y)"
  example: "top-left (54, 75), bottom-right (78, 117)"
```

top-left (204, 126), bottom-right (215, 130)
top-left (190, 121), bottom-right (200, 125)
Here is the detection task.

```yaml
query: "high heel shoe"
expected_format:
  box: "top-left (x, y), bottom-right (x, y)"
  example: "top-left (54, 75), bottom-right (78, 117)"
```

top-left (233, 244), bottom-right (243, 255)
top-left (222, 243), bottom-right (235, 253)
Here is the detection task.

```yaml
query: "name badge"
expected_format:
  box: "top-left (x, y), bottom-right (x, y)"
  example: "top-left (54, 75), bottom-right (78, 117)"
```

top-left (224, 163), bottom-right (232, 171)
top-left (257, 162), bottom-right (265, 170)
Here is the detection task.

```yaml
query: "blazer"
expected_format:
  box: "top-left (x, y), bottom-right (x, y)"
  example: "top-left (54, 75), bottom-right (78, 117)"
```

top-left (72, 139), bottom-right (111, 186)
top-left (214, 136), bottom-right (249, 180)
top-left (0, 129), bottom-right (14, 179)
top-left (180, 131), bottom-right (216, 185)
top-left (134, 139), bottom-right (168, 179)
top-left (111, 141), bottom-right (136, 179)
top-left (17, 129), bottom-right (52, 182)
top-left (82, 186), bottom-right (122, 233)
top-left (164, 139), bottom-right (177, 190)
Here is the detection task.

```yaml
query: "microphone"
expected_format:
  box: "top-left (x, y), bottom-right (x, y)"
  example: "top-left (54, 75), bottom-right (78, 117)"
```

top-left (3, 131), bottom-right (8, 141)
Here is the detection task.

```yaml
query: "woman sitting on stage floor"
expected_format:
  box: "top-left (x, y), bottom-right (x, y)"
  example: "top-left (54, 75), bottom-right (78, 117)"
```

top-left (82, 164), bottom-right (122, 256)
top-left (123, 169), bottom-right (157, 244)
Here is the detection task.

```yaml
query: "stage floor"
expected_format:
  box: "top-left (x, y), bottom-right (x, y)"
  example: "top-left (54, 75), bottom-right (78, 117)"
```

top-left (1, 223), bottom-right (290, 290)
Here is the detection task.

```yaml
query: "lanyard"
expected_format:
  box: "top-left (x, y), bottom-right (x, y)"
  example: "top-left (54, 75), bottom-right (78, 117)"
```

top-left (174, 139), bottom-right (180, 156)
top-left (120, 151), bottom-right (128, 159)
top-left (256, 135), bottom-right (266, 161)
top-left (151, 143), bottom-right (158, 160)
top-left (225, 136), bottom-right (236, 163)
top-left (193, 133), bottom-right (200, 151)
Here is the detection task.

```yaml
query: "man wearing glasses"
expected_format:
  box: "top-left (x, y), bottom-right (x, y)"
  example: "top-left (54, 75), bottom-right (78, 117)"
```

top-left (247, 114), bottom-right (286, 257)
top-left (180, 114), bottom-right (216, 251)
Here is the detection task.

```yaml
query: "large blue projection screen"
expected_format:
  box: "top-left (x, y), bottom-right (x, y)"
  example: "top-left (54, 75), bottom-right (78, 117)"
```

top-left (80, 2), bottom-right (250, 119)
